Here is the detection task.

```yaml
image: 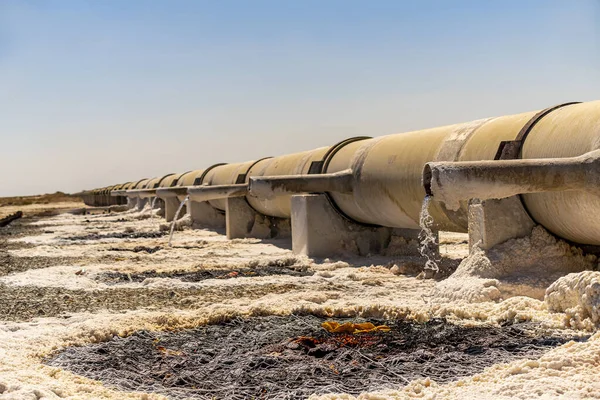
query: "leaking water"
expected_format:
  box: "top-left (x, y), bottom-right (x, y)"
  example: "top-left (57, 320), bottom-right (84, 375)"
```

top-left (168, 195), bottom-right (189, 247)
top-left (147, 197), bottom-right (159, 218)
top-left (419, 195), bottom-right (439, 272)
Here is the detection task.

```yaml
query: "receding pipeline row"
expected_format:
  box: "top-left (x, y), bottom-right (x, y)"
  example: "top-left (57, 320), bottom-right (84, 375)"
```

top-left (81, 100), bottom-right (600, 246)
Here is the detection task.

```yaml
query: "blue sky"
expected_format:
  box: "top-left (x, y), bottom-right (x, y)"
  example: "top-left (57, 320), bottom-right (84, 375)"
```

top-left (1, 0), bottom-right (599, 196)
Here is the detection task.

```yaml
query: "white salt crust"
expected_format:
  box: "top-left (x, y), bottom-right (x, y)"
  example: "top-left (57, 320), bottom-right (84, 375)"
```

top-left (0, 203), bottom-right (599, 399)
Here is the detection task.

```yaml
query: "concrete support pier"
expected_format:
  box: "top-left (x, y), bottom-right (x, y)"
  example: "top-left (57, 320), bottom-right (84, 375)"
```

top-left (189, 201), bottom-right (226, 230)
top-left (155, 198), bottom-right (166, 218)
top-left (127, 197), bottom-right (138, 210)
top-left (226, 197), bottom-right (290, 240)
top-left (136, 198), bottom-right (148, 211)
top-left (467, 197), bottom-right (535, 251)
top-left (160, 197), bottom-right (181, 222)
top-left (290, 194), bottom-right (423, 258)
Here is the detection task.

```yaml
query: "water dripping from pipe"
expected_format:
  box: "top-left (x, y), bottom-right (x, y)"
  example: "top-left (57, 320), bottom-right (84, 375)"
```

top-left (419, 195), bottom-right (439, 272)
top-left (147, 197), bottom-right (158, 218)
top-left (168, 196), bottom-right (189, 247)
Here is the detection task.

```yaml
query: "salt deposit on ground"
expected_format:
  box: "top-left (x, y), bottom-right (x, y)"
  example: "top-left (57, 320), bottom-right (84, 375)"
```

top-left (546, 271), bottom-right (600, 329)
top-left (0, 202), bottom-right (599, 399)
top-left (0, 202), bottom-right (83, 219)
top-left (435, 226), bottom-right (598, 303)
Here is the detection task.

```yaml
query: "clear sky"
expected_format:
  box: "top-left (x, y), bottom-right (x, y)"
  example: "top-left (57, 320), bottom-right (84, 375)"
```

top-left (1, 0), bottom-right (599, 196)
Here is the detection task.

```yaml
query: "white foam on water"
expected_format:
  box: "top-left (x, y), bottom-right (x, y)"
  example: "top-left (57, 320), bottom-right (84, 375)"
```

top-left (147, 197), bottom-right (159, 218)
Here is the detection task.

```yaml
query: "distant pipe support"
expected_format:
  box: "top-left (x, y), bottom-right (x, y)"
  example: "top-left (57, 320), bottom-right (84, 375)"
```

top-left (424, 149), bottom-right (600, 211)
top-left (111, 190), bottom-right (126, 197)
top-left (187, 184), bottom-right (248, 203)
top-left (248, 169), bottom-right (354, 200)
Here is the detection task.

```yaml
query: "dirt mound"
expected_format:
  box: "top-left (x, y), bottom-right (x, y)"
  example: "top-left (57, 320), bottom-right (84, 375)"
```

top-left (0, 192), bottom-right (78, 207)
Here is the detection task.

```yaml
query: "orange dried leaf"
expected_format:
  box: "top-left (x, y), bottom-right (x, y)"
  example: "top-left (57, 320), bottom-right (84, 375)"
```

top-left (322, 320), bottom-right (391, 334)
top-left (353, 322), bottom-right (376, 332)
top-left (156, 346), bottom-right (183, 356)
top-left (335, 323), bottom-right (356, 334)
top-left (321, 321), bottom-right (340, 332)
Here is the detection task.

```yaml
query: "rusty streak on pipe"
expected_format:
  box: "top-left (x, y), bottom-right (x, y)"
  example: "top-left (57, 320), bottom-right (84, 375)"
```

top-left (187, 184), bottom-right (248, 203)
top-left (424, 149), bottom-right (600, 211)
top-left (248, 169), bottom-right (354, 200)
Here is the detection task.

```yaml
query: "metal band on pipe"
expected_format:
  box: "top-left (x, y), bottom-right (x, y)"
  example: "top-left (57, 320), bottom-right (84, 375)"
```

top-left (495, 102), bottom-right (581, 161)
top-left (493, 101), bottom-right (581, 227)
top-left (194, 163), bottom-right (228, 186)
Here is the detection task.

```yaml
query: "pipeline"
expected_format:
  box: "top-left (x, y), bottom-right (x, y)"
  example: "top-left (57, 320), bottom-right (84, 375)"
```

top-left (188, 183), bottom-right (248, 203)
top-left (249, 170), bottom-right (354, 200)
top-left (188, 161), bottom-right (259, 212)
top-left (86, 100), bottom-right (600, 246)
top-left (156, 186), bottom-right (189, 199)
top-left (246, 101), bottom-right (600, 244)
top-left (155, 166), bottom-right (223, 202)
top-left (127, 188), bottom-right (158, 199)
top-left (184, 148), bottom-right (330, 219)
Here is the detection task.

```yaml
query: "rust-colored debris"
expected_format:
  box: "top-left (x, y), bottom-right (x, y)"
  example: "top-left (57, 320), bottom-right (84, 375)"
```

top-left (321, 321), bottom-right (391, 334)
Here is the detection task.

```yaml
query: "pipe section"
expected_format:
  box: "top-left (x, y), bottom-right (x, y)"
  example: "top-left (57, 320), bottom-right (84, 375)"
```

top-left (249, 170), bottom-right (353, 200)
top-left (319, 102), bottom-right (600, 238)
top-left (188, 183), bottom-right (248, 203)
top-left (127, 188), bottom-right (157, 199)
top-left (185, 148), bottom-right (330, 219)
top-left (157, 167), bottom-right (220, 202)
top-left (154, 172), bottom-right (187, 199)
top-left (199, 160), bottom-right (265, 211)
top-left (158, 173), bottom-right (185, 189)
top-left (322, 121), bottom-right (497, 230)
top-left (424, 150), bottom-right (600, 211)
top-left (244, 147), bottom-right (329, 218)
top-left (520, 102), bottom-right (600, 244)
top-left (156, 186), bottom-right (189, 199)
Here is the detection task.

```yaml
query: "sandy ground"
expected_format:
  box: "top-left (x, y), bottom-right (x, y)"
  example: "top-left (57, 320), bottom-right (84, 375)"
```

top-left (0, 202), bottom-right (599, 399)
top-left (0, 202), bottom-right (85, 219)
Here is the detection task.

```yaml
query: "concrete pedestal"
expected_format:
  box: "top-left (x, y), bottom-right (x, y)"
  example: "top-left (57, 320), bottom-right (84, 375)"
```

top-left (189, 201), bottom-right (225, 229)
top-left (161, 197), bottom-right (182, 222)
top-left (290, 194), bottom-right (423, 258)
top-left (136, 198), bottom-right (148, 211)
top-left (468, 197), bottom-right (535, 251)
top-left (226, 197), bottom-right (290, 240)
top-left (127, 197), bottom-right (138, 209)
top-left (155, 198), bottom-right (166, 218)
